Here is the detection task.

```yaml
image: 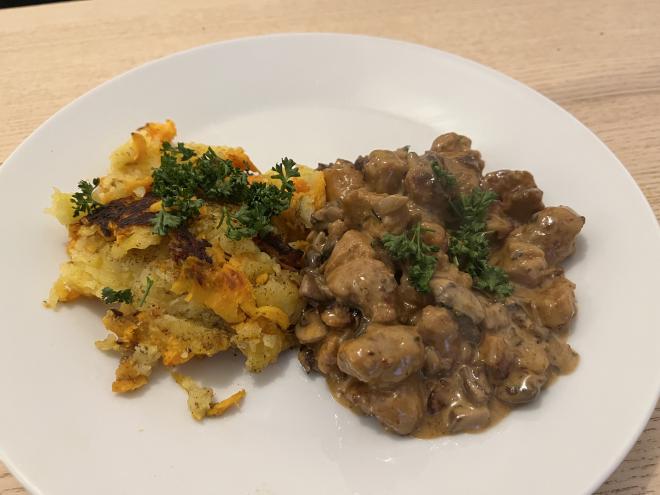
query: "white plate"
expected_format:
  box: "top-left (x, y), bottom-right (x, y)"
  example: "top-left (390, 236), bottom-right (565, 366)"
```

top-left (0, 34), bottom-right (658, 495)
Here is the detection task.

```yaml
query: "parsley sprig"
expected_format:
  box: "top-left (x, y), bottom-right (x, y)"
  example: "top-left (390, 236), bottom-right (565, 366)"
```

top-left (448, 189), bottom-right (513, 298)
top-left (101, 287), bottom-right (133, 304)
top-left (71, 178), bottom-right (101, 217)
top-left (100, 276), bottom-right (153, 307)
top-left (225, 158), bottom-right (300, 240)
top-left (150, 143), bottom-right (299, 239)
top-left (382, 223), bottom-right (439, 292)
top-left (151, 143), bottom-right (217, 235)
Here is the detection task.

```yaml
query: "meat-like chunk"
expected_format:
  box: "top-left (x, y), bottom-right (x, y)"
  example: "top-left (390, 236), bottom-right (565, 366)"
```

top-left (532, 275), bottom-right (577, 329)
top-left (492, 239), bottom-right (549, 287)
top-left (299, 271), bottom-right (333, 301)
top-left (405, 203), bottom-right (444, 234)
top-left (495, 207), bottom-right (583, 288)
top-left (363, 150), bottom-right (409, 194)
top-left (343, 377), bottom-right (426, 435)
top-left (326, 258), bottom-right (398, 322)
top-left (431, 132), bottom-right (473, 154)
top-left (479, 331), bottom-right (515, 379)
top-left (441, 156), bottom-right (482, 196)
top-left (364, 378), bottom-right (426, 435)
top-left (403, 156), bottom-right (447, 211)
top-left (431, 133), bottom-right (485, 171)
top-left (427, 133), bottom-right (485, 196)
top-left (397, 274), bottom-right (434, 321)
top-left (326, 219), bottom-right (348, 248)
top-left (430, 277), bottom-right (485, 324)
top-left (324, 229), bottom-right (398, 322)
top-left (486, 202), bottom-right (515, 240)
top-left (420, 313), bottom-right (480, 372)
top-left (482, 170), bottom-right (544, 223)
top-left (311, 203), bottom-right (344, 230)
top-left (480, 301), bottom-right (511, 331)
top-left (416, 306), bottom-right (460, 361)
top-left (420, 221), bottom-right (448, 251)
top-left (342, 189), bottom-right (411, 236)
top-left (434, 255), bottom-right (473, 288)
top-left (323, 160), bottom-right (364, 202)
top-left (514, 338), bottom-right (550, 375)
top-left (341, 189), bottom-right (382, 227)
top-left (337, 323), bottom-right (425, 386)
top-left (323, 229), bottom-right (375, 274)
top-left (422, 346), bottom-right (444, 376)
top-left (372, 194), bottom-right (411, 230)
top-left (510, 206), bottom-right (585, 265)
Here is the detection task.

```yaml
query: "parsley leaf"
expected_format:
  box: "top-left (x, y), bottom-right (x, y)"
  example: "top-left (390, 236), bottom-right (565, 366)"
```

top-left (225, 157), bottom-right (300, 240)
top-left (431, 160), bottom-right (457, 190)
top-left (448, 189), bottom-right (513, 298)
top-left (71, 178), bottom-right (101, 217)
top-left (152, 209), bottom-right (184, 236)
top-left (101, 287), bottom-right (133, 304)
top-left (152, 144), bottom-right (232, 235)
top-left (474, 264), bottom-right (513, 299)
top-left (175, 142), bottom-right (196, 160)
top-left (194, 147), bottom-right (250, 203)
top-left (272, 158), bottom-right (300, 197)
top-left (150, 143), bottom-right (204, 234)
top-left (451, 188), bottom-right (498, 224)
top-left (382, 223), bottom-right (439, 292)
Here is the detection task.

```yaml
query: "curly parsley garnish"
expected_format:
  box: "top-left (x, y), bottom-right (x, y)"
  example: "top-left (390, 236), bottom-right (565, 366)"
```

top-left (152, 209), bottom-right (184, 236)
top-left (448, 189), bottom-right (513, 298)
top-left (385, 159), bottom-right (512, 298)
top-left (382, 223), bottom-right (439, 292)
top-left (150, 143), bottom-right (299, 238)
top-left (100, 287), bottom-right (133, 304)
top-left (195, 148), bottom-right (250, 203)
top-left (71, 178), bottom-right (101, 217)
top-left (150, 143), bottom-right (208, 235)
top-left (225, 158), bottom-right (300, 240)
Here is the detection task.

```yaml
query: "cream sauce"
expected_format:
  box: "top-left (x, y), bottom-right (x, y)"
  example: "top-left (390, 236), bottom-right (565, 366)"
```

top-left (301, 132), bottom-right (584, 437)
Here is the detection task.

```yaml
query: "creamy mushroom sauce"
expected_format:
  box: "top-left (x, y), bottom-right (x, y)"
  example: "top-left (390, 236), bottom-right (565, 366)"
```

top-left (296, 133), bottom-right (584, 437)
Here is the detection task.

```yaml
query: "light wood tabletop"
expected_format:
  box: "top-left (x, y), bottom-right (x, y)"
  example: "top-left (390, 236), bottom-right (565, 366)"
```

top-left (1, 0), bottom-right (658, 493)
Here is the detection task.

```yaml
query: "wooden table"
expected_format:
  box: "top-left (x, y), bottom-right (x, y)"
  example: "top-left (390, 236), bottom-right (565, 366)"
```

top-left (1, 1), bottom-right (658, 493)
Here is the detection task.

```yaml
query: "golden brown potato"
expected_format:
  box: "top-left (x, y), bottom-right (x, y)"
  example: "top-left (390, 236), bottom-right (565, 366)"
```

top-left (48, 121), bottom-right (323, 419)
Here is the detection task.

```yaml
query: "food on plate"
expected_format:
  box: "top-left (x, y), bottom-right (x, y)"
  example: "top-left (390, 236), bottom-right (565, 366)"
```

top-left (297, 133), bottom-right (584, 436)
top-left (172, 372), bottom-right (246, 421)
top-left (47, 120), bottom-right (325, 419)
top-left (47, 122), bottom-right (584, 436)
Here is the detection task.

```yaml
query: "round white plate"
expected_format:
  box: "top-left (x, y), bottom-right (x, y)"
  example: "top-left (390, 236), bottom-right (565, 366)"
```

top-left (0, 34), bottom-right (658, 495)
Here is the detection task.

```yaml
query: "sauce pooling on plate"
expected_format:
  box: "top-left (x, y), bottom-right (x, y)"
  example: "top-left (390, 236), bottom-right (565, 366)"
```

top-left (297, 133), bottom-right (584, 437)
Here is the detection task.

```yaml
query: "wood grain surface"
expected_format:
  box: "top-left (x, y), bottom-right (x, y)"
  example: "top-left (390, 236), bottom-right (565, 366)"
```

top-left (0, 0), bottom-right (658, 493)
